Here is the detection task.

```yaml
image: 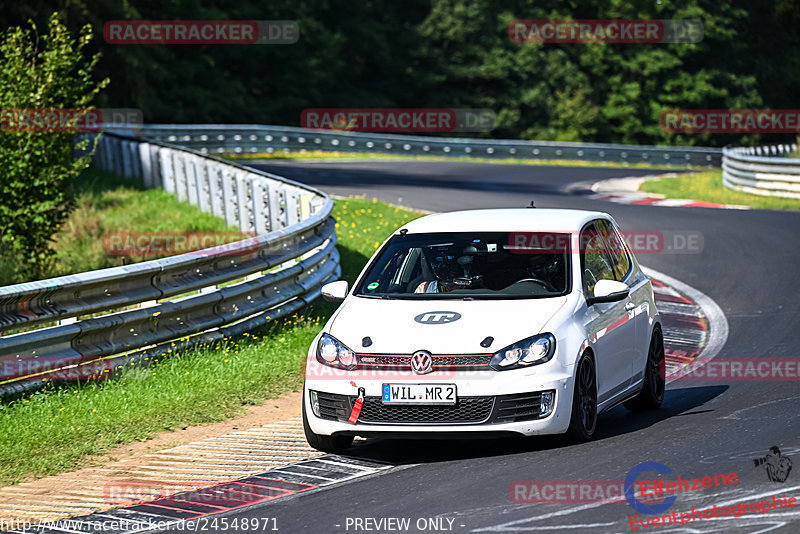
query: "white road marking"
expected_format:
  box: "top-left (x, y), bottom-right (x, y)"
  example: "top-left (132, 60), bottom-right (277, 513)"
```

top-left (641, 266), bottom-right (729, 384)
top-left (722, 396), bottom-right (800, 420)
top-left (471, 501), bottom-right (617, 531)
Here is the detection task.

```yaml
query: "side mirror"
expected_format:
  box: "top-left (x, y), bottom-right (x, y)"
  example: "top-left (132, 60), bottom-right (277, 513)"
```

top-left (586, 279), bottom-right (629, 306)
top-left (321, 280), bottom-right (349, 303)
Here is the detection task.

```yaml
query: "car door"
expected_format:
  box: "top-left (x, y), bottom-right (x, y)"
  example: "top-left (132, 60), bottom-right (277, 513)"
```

top-left (601, 219), bottom-right (652, 383)
top-left (580, 222), bottom-right (636, 405)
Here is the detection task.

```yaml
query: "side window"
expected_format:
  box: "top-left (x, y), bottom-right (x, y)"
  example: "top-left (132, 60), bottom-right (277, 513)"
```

top-left (597, 219), bottom-right (630, 281)
top-left (363, 250), bottom-right (406, 292)
top-left (581, 223), bottom-right (615, 295)
top-left (612, 223), bottom-right (632, 279)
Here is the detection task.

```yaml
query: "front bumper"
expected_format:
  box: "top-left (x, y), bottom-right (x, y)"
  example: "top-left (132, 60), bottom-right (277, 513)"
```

top-left (304, 362), bottom-right (575, 437)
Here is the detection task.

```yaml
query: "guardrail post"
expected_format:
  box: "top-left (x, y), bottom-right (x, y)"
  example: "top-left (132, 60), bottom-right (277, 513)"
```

top-left (250, 177), bottom-right (268, 235)
top-left (308, 196), bottom-right (322, 215)
top-left (139, 142), bottom-right (152, 187)
top-left (286, 187), bottom-right (300, 226)
top-left (174, 153), bottom-right (188, 202)
top-left (105, 136), bottom-right (115, 173)
top-left (299, 194), bottom-right (312, 221)
top-left (186, 155), bottom-right (200, 207)
top-left (96, 135), bottom-right (109, 171)
top-left (149, 144), bottom-right (162, 189)
top-left (267, 183), bottom-right (282, 231)
top-left (131, 140), bottom-right (143, 179)
top-left (207, 162), bottom-right (224, 218)
top-left (221, 168), bottom-right (238, 227)
top-left (279, 186), bottom-right (290, 228)
top-left (112, 137), bottom-right (124, 176)
top-left (235, 171), bottom-right (253, 234)
top-left (121, 140), bottom-right (133, 178)
top-left (160, 148), bottom-right (176, 194)
top-left (197, 159), bottom-right (211, 213)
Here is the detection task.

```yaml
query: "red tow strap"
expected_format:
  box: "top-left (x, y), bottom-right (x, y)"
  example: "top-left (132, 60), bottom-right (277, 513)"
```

top-left (349, 388), bottom-right (365, 424)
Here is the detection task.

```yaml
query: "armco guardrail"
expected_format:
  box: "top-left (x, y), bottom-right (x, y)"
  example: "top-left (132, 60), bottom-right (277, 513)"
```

top-left (0, 132), bottom-right (339, 397)
top-left (109, 124), bottom-right (722, 167)
top-left (723, 143), bottom-right (800, 198)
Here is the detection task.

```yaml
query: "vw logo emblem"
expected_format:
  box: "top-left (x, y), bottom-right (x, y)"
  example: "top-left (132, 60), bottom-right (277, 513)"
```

top-left (414, 311), bottom-right (461, 325)
top-left (411, 350), bottom-right (433, 375)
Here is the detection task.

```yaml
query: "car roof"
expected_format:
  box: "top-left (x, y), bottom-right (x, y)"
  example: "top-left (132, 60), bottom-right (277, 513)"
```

top-left (399, 208), bottom-right (612, 234)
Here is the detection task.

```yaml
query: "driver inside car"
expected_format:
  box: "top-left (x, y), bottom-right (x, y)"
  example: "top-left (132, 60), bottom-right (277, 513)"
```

top-left (524, 253), bottom-right (564, 291)
top-left (414, 255), bottom-right (459, 293)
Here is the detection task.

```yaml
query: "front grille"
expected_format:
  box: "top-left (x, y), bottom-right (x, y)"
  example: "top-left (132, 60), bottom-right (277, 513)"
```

top-left (357, 396), bottom-right (494, 425)
top-left (311, 390), bottom-right (554, 425)
top-left (356, 353), bottom-right (492, 369)
top-left (493, 391), bottom-right (550, 423)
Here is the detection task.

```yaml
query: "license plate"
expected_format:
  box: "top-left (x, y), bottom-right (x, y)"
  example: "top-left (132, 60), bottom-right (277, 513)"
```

top-left (382, 383), bottom-right (457, 405)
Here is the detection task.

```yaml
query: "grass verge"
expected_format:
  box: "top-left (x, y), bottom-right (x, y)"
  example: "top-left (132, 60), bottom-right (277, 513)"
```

top-left (0, 197), bottom-right (423, 486)
top-left (223, 149), bottom-right (706, 171)
top-left (0, 168), bottom-right (244, 286)
top-left (52, 168), bottom-right (245, 277)
top-left (639, 169), bottom-right (800, 210)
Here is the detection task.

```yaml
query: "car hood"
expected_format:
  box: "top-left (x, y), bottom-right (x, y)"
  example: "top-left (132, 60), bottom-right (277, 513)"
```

top-left (327, 296), bottom-right (569, 354)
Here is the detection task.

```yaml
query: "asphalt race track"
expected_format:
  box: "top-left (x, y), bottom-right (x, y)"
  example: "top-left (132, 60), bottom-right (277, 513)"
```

top-left (186, 160), bottom-right (800, 533)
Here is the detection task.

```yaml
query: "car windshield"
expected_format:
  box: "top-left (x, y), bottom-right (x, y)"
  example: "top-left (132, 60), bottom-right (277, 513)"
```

top-left (355, 232), bottom-right (570, 299)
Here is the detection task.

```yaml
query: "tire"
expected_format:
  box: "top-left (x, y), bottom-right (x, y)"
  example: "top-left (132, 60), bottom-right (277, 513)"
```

top-left (624, 325), bottom-right (666, 412)
top-left (567, 353), bottom-right (598, 442)
top-left (302, 390), bottom-right (355, 453)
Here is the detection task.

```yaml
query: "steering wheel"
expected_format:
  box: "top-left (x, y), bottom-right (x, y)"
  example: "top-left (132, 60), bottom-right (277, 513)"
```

top-left (515, 278), bottom-right (558, 292)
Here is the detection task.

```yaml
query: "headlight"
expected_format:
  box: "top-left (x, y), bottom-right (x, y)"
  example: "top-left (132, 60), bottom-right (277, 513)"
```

top-left (316, 333), bottom-right (358, 369)
top-left (489, 333), bottom-right (556, 370)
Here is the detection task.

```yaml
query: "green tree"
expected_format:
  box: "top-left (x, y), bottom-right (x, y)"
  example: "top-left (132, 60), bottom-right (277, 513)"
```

top-left (0, 12), bottom-right (108, 281)
top-left (3, 1), bottom-right (798, 146)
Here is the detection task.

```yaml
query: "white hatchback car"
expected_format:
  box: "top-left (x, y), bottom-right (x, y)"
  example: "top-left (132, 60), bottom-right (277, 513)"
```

top-left (303, 208), bottom-right (665, 452)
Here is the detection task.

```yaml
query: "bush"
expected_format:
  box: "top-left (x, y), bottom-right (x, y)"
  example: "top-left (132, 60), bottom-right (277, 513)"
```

top-left (0, 12), bottom-right (108, 282)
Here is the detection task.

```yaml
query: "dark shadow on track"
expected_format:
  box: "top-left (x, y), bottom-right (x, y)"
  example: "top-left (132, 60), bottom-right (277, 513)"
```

top-left (335, 385), bottom-right (727, 465)
top-left (250, 162), bottom-right (675, 197)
